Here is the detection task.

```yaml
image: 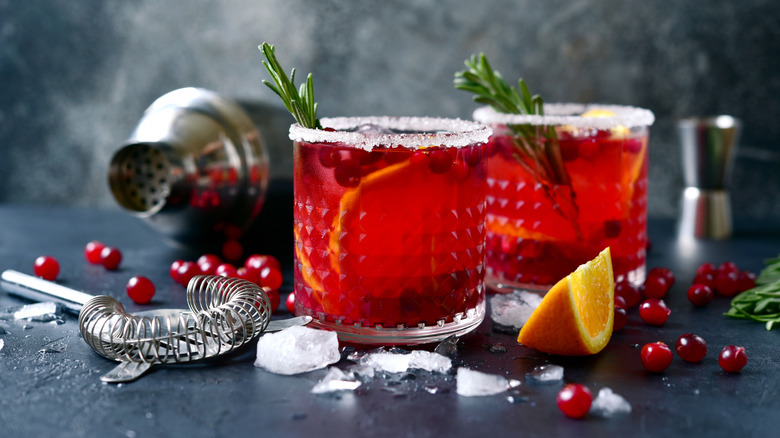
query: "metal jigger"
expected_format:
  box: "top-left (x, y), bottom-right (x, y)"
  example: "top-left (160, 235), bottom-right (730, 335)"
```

top-left (677, 115), bottom-right (741, 239)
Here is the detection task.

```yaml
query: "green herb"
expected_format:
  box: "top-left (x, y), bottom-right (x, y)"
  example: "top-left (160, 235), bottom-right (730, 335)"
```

top-left (259, 42), bottom-right (322, 129)
top-left (455, 53), bottom-right (580, 237)
top-left (726, 255), bottom-right (780, 330)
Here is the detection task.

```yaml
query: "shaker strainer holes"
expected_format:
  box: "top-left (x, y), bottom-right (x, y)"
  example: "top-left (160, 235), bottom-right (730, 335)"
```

top-left (119, 145), bottom-right (170, 212)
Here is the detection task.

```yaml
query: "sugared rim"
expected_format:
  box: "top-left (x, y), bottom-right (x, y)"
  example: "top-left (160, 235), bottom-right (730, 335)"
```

top-left (288, 116), bottom-right (492, 151)
top-left (473, 103), bottom-right (655, 129)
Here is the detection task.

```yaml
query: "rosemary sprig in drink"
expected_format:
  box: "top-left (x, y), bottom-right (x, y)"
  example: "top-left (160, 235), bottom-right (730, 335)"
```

top-left (455, 53), bottom-right (580, 237)
top-left (726, 255), bottom-right (780, 330)
top-left (259, 42), bottom-right (322, 129)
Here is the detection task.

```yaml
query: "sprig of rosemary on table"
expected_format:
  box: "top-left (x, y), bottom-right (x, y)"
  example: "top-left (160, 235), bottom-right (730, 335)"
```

top-left (726, 255), bottom-right (780, 330)
top-left (259, 42), bottom-right (322, 129)
top-left (454, 53), bottom-right (580, 236)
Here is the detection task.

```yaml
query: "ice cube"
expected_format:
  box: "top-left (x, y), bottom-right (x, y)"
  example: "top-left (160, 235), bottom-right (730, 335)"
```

top-left (526, 364), bottom-right (564, 383)
top-left (346, 363), bottom-right (376, 380)
top-left (311, 367), bottom-right (362, 394)
top-left (254, 325), bottom-right (340, 375)
top-left (355, 123), bottom-right (394, 134)
top-left (433, 335), bottom-right (459, 358)
top-left (0, 339), bottom-right (4, 352)
top-left (408, 350), bottom-right (452, 373)
top-left (361, 351), bottom-right (411, 373)
top-left (12, 302), bottom-right (62, 322)
top-left (490, 291), bottom-right (542, 329)
top-left (590, 387), bottom-right (632, 417)
top-left (456, 367), bottom-right (520, 397)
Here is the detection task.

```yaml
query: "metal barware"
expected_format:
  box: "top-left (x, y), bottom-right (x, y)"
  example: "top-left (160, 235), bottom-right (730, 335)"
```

top-left (677, 115), bottom-right (741, 239)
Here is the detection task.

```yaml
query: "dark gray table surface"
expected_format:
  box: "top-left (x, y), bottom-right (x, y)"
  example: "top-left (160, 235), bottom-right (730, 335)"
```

top-left (1, 196), bottom-right (779, 438)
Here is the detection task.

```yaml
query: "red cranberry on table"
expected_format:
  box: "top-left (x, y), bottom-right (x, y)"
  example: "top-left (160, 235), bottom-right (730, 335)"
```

top-left (126, 276), bottom-right (155, 304)
top-left (676, 333), bottom-right (707, 363)
top-left (33, 256), bottom-right (60, 281)
top-left (100, 247), bottom-right (122, 271)
top-left (84, 241), bottom-right (105, 264)
top-left (719, 345), bottom-right (748, 373)
top-left (285, 293), bottom-right (296, 314)
top-left (639, 298), bottom-right (671, 326)
top-left (687, 284), bottom-right (714, 307)
top-left (615, 280), bottom-right (642, 308)
top-left (641, 342), bottom-right (673, 372)
top-left (644, 267), bottom-right (675, 299)
top-left (556, 383), bottom-right (593, 419)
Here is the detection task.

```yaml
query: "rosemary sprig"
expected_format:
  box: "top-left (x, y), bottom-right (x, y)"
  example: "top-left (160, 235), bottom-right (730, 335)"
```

top-left (455, 53), bottom-right (580, 237)
top-left (726, 255), bottom-right (780, 330)
top-left (259, 42), bottom-right (322, 129)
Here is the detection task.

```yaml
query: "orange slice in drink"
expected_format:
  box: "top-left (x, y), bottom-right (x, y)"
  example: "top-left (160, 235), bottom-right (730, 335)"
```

top-left (517, 247), bottom-right (614, 355)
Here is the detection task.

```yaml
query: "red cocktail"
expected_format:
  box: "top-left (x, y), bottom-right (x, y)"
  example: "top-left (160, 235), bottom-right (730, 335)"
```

top-left (474, 104), bottom-right (655, 292)
top-left (291, 117), bottom-right (491, 344)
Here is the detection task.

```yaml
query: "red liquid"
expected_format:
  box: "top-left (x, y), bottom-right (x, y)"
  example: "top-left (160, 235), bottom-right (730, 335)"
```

top-left (485, 126), bottom-right (649, 290)
top-left (293, 141), bottom-right (487, 331)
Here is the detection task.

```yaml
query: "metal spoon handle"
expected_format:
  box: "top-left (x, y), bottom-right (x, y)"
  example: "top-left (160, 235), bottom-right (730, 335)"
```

top-left (1, 269), bottom-right (92, 314)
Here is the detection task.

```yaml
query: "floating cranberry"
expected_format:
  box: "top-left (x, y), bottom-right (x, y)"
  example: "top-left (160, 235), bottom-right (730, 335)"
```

top-left (615, 280), bottom-right (642, 308)
top-left (84, 241), bottom-right (105, 264)
top-left (33, 256), bottom-right (60, 281)
top-left (718, 345), bottom-right (747, 373)
top-left (334, 159), bottom-right (361, 187)
top-left (427, 149), bottom-right (453, 174)
top-left (100, 246), bottom-right (122, 271)
top-left (556, 383), bottom-right (592, 419)
top-left (604, 220), bottom-right (622, 238)
top-left (464, 145), bottom-right (483, 167)
top-left (676, 333), bottom-right (707, 363)
top-left (641, 342), bottom-right (673, 372)
top-left (687, 284), bottom-right (714, 307)
top-left (126, 276), bottom-right (155, 304)
top-left (450, 160), bottom-right (470, 180)
top-left (410, 150), bottom-right (430, 167)
top-left (285, 293), bottom-right (296, 314)
top-left (639, 298), bottom-right (671, 326)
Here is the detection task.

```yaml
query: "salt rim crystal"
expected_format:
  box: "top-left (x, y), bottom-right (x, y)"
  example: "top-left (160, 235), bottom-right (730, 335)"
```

top-left (473, 103), bottom-right (655, 130)
top-left (288, 116), bottom-right (492, 151)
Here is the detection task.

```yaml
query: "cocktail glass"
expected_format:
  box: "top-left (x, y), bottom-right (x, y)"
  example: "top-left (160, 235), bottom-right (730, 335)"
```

top-left (473, 104), bottom-right (655, 292)
top-left (290, 116), bottom-right (492, 344)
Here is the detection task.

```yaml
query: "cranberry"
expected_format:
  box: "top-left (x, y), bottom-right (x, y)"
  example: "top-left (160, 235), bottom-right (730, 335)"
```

top-left (693, 271), bottom-right (716, 289)
top-left (84, 241), bottom-right (105, 264)
top-left (257, 266), bottom-right (283, 290)
top-left (100, 246), bottom-right (122, 271)
top-left (714, 270), bottom-right (740, 296)
top-left (285, 293), bottom-right (296, 314)
top-left (176, 261), bottom-right (201, 286)
top-left (245, 254), bottom-right (281, 274)
top-left (615, 280), bottom-right (641, 308)
top-left (450, 160), bottom-right (470, 180)
top-left (644, 267), bottom-right (674, 299)
top-left (265, 289), bottom-right (281, 313)
top-left (718, 345), bottom-right (747, 373)
top-left (410, 150), bottom-right (430, 167)
top-left (318, 149), bottom-right (341, 168)
top-left (427, 149), bottom-right (453, 174)
top-left (197, 255), bottom-right (220, 275)
top-left (236, 267), bottom-right (257, 284)
top-left (614, 306), bottom-right (627, 331)
top-left (170, 260), bottom-right (185, 282)
top-left (334, 159), bottom-right (361, 187)
top-left (639, 298), bottom-right (671, 326)
top-left (696, 262), bottom-right (717, 277)
top-left (33, 256), bottom-right (60, 281)
top-left (687, 284), bottom-right (714, 307)
top-left (556, 383), bottom-right (592, 419)
top-left (718, 261), bottom-right (739, 274)
top-left (614, 295), bottom-right (627, 310)
top-left (215, 263), bottom-right (238, 278)
top-left (641, 342), bottom-right (673, 372)
top-left (675, 333), bottom-right (707, 363)
top-left (222, 239), bottom-right (243, 262)
top-left (126, 276), bottom-right (155, 304)
top-left (604, 220), bottom-right (622, 238)
top-left (735, 271), bottom-right (756, 293)
top-left (464, 146), bottom-right (483, 167)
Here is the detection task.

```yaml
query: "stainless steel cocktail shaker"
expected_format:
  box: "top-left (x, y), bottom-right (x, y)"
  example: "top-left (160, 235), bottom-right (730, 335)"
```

top-left (677, 115), bottom-right (741, 239)
top-left (108, 88), bottom-right (269, 244)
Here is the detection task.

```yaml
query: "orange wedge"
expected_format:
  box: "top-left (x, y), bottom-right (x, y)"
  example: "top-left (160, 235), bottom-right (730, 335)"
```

top-left (517, 247), bottom-right (614, 355)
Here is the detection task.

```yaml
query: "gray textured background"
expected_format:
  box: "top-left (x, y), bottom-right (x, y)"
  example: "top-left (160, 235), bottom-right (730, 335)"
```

top-left (1, 0), bottom-right (778, 220)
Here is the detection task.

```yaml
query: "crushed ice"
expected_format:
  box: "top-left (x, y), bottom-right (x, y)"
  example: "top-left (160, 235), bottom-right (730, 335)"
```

top-left (490, 291), bottom-right (542, 329)
top-left (254, 325), bottom-right (340, 375)
top-left (358, 350), bottom-right (452, 375)
top-left (311, 367), bottom-right (362, 394)
top-left (0, 302), bottom-right (63, 323)
top-left (590, 387), bottom-right (632, 417)
top-left (456, 368), bottom-right (520, 397)
top-left (0, 338), bottom-right (4, 352)
top-left (526, 364), bottom-right (564, 383)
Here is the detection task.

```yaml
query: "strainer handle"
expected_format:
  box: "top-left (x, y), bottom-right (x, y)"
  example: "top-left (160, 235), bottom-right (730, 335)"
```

top-left (1, 269), bottom-right (93, 315)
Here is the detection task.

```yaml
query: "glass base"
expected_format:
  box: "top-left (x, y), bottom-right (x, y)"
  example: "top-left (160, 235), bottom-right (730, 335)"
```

top-left (302, 302), bottom-right (486, 345)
